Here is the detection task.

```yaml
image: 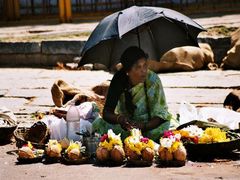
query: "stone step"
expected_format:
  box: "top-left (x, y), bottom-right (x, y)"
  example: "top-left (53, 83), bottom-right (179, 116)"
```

top-left (0, 36), bottom-right (231, 67)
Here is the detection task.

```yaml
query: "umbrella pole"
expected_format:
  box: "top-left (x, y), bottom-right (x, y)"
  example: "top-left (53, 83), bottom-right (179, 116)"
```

top-left (133, 0), bottom-right (140, 47)
top-left (148, 25), bottom-right (159, 60)
top-left (137, 27), bottom-right (141, 48)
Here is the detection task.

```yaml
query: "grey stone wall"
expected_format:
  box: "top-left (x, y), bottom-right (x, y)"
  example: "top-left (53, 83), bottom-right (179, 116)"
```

top-left (0, 41), bottom-right (85, 67)
top-left (0, 37), bottom-right (231, 67)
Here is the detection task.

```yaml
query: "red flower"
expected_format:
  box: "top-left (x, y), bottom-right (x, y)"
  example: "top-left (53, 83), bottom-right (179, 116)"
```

top-left (100, 134), bottom-right (108, 142)
top-left (22, 144), bottom-right (34, 150)
top-left (163, 130), bottom-right (174, 138)
top-left (192, 136), bottom-right (199, 144)
top-left (140, 137), bottom-right (149, 144)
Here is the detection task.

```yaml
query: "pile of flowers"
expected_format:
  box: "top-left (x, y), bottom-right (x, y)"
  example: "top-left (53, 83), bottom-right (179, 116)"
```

top-left (96, 129), bottom-right (125, 163)
top-left (199, 127), bottom-right (230, 143)
top-left (45, 140), bottom-right (62, 158)
top-left (66, 141), bottom-right (86, 160)
top-left (18, 142), bottom-right (44, 159)
top-left (159, 131), bottom-right (182, 153)
top-left (124, 129), bottom-right (155, 162)
top-left (158, 130), bottom-right (187, 162)
top-left (99, 129), bottom-right (123, 150)
top-left (176, 125), bottom-right (230, 144)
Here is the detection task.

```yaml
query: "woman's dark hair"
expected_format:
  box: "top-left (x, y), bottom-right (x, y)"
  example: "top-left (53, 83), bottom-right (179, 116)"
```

top-left (120, 46), bottom-right (148, 117)
top-left (120, 46), bottom-right (148, 72)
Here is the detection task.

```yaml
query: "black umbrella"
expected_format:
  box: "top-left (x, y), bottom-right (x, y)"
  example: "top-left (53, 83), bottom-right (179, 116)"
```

top-left (79, 6), bottom-right (205, 69)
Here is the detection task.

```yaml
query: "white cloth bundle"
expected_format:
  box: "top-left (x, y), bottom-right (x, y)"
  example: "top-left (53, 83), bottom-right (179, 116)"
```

top-left (179, 101), bottom-right (240, 129)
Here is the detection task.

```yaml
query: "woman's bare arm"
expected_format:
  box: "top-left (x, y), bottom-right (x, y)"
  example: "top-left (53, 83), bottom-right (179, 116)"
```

top-left (103, 107), bottom-right (134, 131)
top-left (102, 107), bottom-right (119, 124)
top-left (135, 116), bottom-right (166, 132)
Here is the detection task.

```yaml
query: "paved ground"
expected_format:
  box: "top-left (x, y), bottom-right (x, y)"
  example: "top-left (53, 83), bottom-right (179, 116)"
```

top-left (1, 143), bottom-right (240, 180)
top-left (0, 13), bottom-right (239, 42)
top-left (193, 13), bottom-right (240, 28)
top-left (0, 12), bottom-right (240, 180)
top-left (0, 68), bottom-right (240, 180)
top-left (0, 68), bottom-right (239, 125)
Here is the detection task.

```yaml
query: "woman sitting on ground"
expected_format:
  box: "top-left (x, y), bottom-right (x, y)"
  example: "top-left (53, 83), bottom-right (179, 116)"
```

top-left (93, 46), bottom-right (178, 142)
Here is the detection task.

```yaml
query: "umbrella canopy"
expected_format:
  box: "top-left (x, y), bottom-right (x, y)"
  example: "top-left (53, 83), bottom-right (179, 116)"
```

top-left (79, 6), bottom-right (205, 69)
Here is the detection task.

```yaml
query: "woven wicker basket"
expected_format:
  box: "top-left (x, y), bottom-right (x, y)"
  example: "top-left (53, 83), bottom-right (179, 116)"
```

top-left (0, 113), bottom-right (17, 143)
top-left (14, 126), bottom-right (49, 149)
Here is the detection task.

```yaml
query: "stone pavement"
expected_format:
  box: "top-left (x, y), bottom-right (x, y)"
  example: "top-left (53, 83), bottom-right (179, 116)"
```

top-left (0, 13), bottom-right (240, 42)
top-left (193, 13), bottom-right (240, 28)
top-left (0, 68), bottom-right (239, 126)
top-left (0, 13), bottom-right (239, 67)
top-left (1, 143), bottom-right (240, 180)
top-left (0, 69), bottom-right (240, 180)
top-left (1, 12), bottom-right (240, 180)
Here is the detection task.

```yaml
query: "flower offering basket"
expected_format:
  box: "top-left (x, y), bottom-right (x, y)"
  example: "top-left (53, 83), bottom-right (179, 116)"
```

top-left (177, 120), bottom-right (240, 160)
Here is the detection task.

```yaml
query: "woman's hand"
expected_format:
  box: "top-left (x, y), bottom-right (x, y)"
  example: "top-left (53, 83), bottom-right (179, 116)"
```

top-left (131, 122), bottom-right (145, 132)
top-left (102, 108), bottom-right (137, 131)
top-left (118, 116), bottom-right (135, 131)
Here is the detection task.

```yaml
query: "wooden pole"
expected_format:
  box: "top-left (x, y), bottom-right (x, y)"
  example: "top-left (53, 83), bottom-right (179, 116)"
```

top-left (6, 0), bottom-right (14, 20)
top-left (13, 0), bottom-right (20, 20)
top-left (58, 0), bottom-right (72, 23)
top-left (64, 0), bottom-right (72, 23)
top-left (59, 0), bottom-right (65, 23)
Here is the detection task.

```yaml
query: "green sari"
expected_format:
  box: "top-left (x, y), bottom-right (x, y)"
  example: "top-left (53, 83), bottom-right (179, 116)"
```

top-left (92, 70), bottom-right (179, 142)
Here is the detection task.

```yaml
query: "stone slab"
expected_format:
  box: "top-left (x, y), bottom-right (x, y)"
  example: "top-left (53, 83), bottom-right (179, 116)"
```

top-left (164, 88), bottom-right (232, 104)
top-left (0, 97), bottom-right (28, 112)
top-left (0, 42), bottom-right (41, 54)
top-left (5, 89), bottom-right (50, 98)
top-left (0, 54), bottom-right (76, 67)
top-left (29, 97), bottom-right (55, 106)
top-left (0, 89), bottom-right (7, 97)
top-left (159, 70), bottom-right (240, 88)
top-left (41, 40), bottom-right (85, 55)
top-left (0, 68), bottom-right (239, 117)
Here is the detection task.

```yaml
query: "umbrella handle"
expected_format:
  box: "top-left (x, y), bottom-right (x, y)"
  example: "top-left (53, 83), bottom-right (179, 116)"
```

top-left (136, 27), bottom-right (141, 48)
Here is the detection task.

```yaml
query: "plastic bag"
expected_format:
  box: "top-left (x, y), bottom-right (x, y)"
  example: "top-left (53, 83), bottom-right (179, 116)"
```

top-left (179, 102), bottom-right (240, 130)
top-left (42, 115), bottom-right (67, 140)
top-left (179, 101), bottom-right (199, 125)
top-left (199, 107), bottom-right (240, 130)
top-left (80, 119), bottom-right (93, 135)
top-left (77, 102), bottom-right (92, 119)
top-left (77, 102), bottom-right (100, 122)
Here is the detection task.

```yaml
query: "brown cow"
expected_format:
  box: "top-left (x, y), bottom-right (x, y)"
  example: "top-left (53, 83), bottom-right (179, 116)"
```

top-left (148, 43), bottom-right (214, 73)
top-left (221, 28), bottom-right (240, 70)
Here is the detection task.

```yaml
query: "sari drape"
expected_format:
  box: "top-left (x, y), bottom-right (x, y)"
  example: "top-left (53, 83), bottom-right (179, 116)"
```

top-left (93, 70), bottom-right (179, 142)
